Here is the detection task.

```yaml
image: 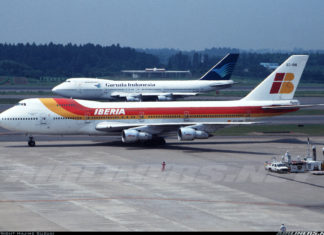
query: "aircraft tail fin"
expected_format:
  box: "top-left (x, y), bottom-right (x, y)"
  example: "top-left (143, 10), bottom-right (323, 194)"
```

top-left (242, 55), bottom-right (309, 101)
top-left (200, 53), bottom-right (239, 80)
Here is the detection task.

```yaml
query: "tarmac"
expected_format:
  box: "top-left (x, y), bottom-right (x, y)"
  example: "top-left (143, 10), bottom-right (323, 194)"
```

top-left (0, 93), bottom-right (324, 231)
top-left (0, 134), bottom-right (324, 231)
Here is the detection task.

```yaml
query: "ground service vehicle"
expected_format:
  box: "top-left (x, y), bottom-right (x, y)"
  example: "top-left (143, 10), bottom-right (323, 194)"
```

top-left (265, 162), bottom-right (289, 173)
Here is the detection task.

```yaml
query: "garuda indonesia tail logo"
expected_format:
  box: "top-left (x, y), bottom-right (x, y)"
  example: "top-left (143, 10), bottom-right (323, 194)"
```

top-left (270, 73), bottom-right (295, 94)
top-left (212, 62), bottom-right (236, 78)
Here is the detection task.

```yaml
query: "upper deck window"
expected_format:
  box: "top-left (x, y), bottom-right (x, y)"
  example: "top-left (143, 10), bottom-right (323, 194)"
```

top-left (15, 103), bottom-right (26, 106)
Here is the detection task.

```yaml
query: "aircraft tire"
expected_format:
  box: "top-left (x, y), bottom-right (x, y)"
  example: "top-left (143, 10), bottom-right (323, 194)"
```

top-left (28, 141), bottom-right (36, 147)
top-left (151, 137), bottom-right (166, 145)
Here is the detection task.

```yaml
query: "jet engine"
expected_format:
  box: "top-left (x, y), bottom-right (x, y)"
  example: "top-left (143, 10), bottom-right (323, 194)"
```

top-left (177, 127), bottom-right (209, 141)
top-left (122, 129), bottom-right (152, 143)
top-left (157, 95), bottom-right (173, 101)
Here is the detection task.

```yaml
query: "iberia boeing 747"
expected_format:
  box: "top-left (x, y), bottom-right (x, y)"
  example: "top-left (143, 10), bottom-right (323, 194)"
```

top-left (0, 55), bottom-right (310, 146)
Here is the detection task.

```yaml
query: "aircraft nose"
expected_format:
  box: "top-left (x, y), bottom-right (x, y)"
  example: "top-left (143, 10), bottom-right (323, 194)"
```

top-left (52, 84), bottom-right (64, 96)
top-left (0, 111), bottom-right (6, 128)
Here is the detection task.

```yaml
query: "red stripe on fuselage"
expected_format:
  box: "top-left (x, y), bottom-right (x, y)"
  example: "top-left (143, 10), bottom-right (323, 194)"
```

top-left (54, 98), bottom-right (89, 115)
top-left (53, 98), bottom-right (298, 117)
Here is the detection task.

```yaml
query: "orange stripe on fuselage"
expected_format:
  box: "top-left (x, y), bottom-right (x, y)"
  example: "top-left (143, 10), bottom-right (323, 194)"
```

top-left (40, 98), bottom-right (86, 119)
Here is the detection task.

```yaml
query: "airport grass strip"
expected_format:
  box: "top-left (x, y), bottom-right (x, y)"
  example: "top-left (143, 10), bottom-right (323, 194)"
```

top-left (0, 91), bottom-right (53, 95)
top-left (0, 98), bottom-right (20, 104)
top-left (287, 109), bottom-right (324, 115)
top-left (205, 90), bottom-right (324, 97)
top-left (215, 124), bottom-right (324, 136)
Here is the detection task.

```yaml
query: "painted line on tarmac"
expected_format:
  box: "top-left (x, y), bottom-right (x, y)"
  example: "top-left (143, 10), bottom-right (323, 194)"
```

top-left (0, 196), bottom-right (322, 209)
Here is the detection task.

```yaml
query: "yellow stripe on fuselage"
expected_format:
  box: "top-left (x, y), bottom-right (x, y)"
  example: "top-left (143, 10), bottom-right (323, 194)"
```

top-left (39, 98), bottom-right (85, 119)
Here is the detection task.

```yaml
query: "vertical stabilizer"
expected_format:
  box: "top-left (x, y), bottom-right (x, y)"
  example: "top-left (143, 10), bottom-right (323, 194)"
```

top-left (200, 53), bottom-right (239, 80)
top-left (242, 55), bottom-right (309, 101)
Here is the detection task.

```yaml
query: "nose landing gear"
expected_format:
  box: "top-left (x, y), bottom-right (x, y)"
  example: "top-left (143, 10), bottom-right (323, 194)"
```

top-left (28, 136), bottom-right (36, 147)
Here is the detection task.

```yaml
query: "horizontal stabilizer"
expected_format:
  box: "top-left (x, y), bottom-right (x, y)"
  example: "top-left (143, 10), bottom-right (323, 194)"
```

top-left (262, 104), bottom-right (323, 110)
top-left (209, 81), bottom-right (236, 88)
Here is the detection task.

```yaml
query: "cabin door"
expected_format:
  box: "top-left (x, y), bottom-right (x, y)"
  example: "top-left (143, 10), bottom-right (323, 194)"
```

top-left (78, 82), bottom-right (83, 95)
top-left (84, 112), bottom-right (91, 124)
top-left (139, 112), bottom-right (144, 122)
top-left (40, 114), bottom-right (50, 129)
top-left (184, 111), bottom-right (190, 121)
top-left (40, 115), bottom-right (48, 125)
top-left (245, 109), bottom-right (252, 121)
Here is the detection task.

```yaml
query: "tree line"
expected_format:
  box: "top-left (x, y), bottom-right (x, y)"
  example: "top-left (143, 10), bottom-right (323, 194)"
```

top-left (0, 43), bottom-right (160, 78)
top-left (0, 43), bottom-right (323, 82)
top-left (166, 51), bottom-right (324, 82)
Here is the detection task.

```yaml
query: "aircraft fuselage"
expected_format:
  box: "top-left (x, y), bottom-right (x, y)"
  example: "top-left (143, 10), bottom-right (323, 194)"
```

top-left (0, 98), bottom-right (299, 135)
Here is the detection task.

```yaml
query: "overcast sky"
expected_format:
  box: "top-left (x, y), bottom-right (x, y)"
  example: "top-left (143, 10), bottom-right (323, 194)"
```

top-left (0, 0), bottom-right (323, 51)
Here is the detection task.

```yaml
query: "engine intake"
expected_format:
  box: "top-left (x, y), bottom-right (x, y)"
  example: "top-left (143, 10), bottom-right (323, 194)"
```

top-left (177, 127), bottom-right (209, 141)
top-left (122, 129), bottom-right (152, 143)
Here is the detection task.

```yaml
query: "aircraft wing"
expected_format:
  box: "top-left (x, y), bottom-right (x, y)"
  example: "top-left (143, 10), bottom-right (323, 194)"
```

top-left (141, 92), bottom-right (198, 97)
top-left (110, 92), bottom-right (198, 97)
top-left (95, 121), bottom-right (258, 133)
top-left (110, 92), bottom-right (133, 98)
top-left (170, 92), bottom-right (198, 96)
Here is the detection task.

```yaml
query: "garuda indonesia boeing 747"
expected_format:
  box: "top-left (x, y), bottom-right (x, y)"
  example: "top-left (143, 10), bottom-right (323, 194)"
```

top-left (0, 55), bottom-right (311, 146)
top-left (52, 53), bottom-right (239, 101)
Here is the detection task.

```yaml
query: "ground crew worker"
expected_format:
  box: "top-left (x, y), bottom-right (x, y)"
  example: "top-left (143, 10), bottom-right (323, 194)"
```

top-left (161, 161), bottom-right (166, 171)
top-left (280, 223), bottom-right (286, 232)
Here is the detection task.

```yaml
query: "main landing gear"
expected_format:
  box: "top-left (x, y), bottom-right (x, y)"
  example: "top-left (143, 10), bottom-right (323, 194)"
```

top-left (151, 137), bottom-right (166, 145)
top-left (28, 136), bottom-right (36, 147)
top-left (142, 137), bottom-right (166, 146)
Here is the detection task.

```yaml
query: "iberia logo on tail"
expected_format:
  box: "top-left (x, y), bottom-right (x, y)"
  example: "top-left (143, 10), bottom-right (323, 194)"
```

top-left (270, 73), bottom-right (295, 94)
